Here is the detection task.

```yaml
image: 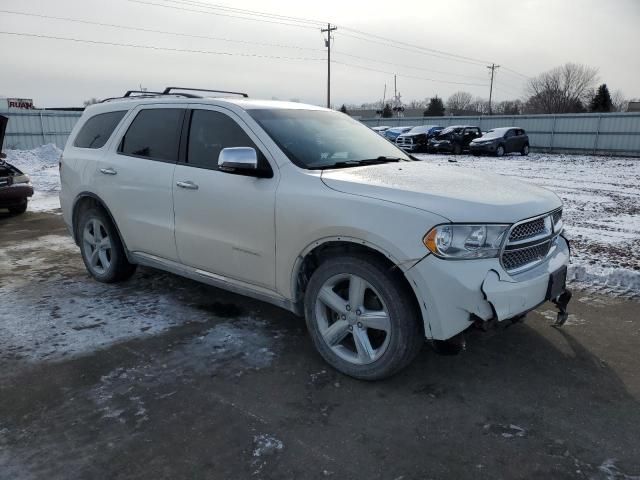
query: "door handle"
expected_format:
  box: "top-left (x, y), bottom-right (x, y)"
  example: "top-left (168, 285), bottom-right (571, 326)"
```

top-left (176, 180), bottom-right (199, 190)
top-left (99, 167), bottom-right (117, 175)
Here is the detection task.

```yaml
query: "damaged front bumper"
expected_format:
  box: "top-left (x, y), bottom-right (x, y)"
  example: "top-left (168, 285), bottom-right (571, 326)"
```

top-left (407, 235), bottom-right (571, 340)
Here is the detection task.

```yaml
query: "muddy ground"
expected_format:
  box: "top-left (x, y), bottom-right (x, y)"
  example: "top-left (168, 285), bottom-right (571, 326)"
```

top-left (0, 212), bottom-right (639, 480)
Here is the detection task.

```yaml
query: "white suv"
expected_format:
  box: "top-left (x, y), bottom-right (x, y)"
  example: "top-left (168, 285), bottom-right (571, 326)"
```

top-left (60, 88), bottom-right (571, 380)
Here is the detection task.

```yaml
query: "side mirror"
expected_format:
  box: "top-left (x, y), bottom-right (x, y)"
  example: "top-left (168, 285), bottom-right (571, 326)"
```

top-left (218, 147), bottom-right (258, 172)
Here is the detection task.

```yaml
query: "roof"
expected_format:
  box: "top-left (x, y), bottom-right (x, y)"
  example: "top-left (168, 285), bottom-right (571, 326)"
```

top-left (88, 93), bottom-right (329, 115)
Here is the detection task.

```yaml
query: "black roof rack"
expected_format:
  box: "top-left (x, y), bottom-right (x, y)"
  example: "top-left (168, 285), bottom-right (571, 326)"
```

top-left (163, 87), bottom-right (249, 98)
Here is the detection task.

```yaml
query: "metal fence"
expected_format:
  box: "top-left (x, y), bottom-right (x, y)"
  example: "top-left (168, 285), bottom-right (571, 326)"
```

top-left (359, 112), bottom-right (640, 156)
top-left (0, 109), bottom-right (82, 150)
top-left (2, 108), bottom-right (640, 157)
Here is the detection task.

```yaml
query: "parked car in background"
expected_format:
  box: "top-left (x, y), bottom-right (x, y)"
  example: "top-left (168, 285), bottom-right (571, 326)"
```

top-left (61, 88), bottom-right (572, 380)
top-left (371, 126), bottom-right (391, 136)
top-left (0, 115), bottom-right (33, 214)
top-left (470, 127), bottom-right (529, 156)
top-left (428, 125), bottom-right (482, 154)
top-left (395, 125), bottom-right (443, 152)
top-left (384, 126), bottom-right (413, 142)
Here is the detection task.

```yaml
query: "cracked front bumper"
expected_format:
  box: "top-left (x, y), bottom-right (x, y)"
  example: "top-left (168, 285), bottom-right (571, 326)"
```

top-left (406, 236), bottom-right (570, 340)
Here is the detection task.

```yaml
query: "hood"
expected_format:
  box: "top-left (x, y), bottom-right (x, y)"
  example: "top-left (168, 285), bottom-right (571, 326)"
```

top-left (320, 161), bottom-right (561, 223)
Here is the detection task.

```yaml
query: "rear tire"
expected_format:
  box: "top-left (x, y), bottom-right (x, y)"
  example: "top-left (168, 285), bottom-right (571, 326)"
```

top-left (304, 255), bottom-right (423, 380)
top-left (521, 144), bottom-right (530, 156)
top-left (78, 207), bottom-right (136, 283)
top-left (8, 200), bottom-right (27, 215)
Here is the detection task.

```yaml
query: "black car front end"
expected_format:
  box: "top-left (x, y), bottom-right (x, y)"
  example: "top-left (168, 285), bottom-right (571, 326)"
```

top-left (469, 139), bottom-right (499, 155)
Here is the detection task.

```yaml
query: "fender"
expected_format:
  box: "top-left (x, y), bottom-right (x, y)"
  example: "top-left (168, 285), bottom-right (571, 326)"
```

top-left (289, 235), bottom-right (430, 328)
top-left (71, 191), bottom-right (135, 263)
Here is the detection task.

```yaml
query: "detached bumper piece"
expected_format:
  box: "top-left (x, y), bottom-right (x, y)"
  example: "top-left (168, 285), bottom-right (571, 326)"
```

top-left (551, 289), bottom-right (572, 326)
top-left (546, 265), bottom-right (572, 326)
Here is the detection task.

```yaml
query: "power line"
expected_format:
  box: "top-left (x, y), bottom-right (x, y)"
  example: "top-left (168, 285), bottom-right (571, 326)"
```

top-left (127, 0), bottom-right (320, 30)
top-left (338, 31), bottom-right (489, 67)
top-left (0, 9), bottom-right (325, 53)
top-left (159, 0), bottom-right (325, 26)
top-left (0, 31), bottom-right (325, 61)
top-left (332, 50), bottom-right (489, 81)
top-left (331, 60), bottom-right (489, 88)
top-left (128, 0), bottom-right (494, 68)
top-left (501, 66), bottom-right (531, 79)
top-left (338, 26), bottom-right (493, 66)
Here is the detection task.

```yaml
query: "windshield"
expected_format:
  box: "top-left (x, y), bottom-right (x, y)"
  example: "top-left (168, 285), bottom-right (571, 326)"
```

top-left (408, 126), bottom-right (432, 134)
top-left (482, 129), bottom-right (509, 139)
top-left (437, 126), bottom-right (464, 137)
top-left (248, 109), bottom-right (411, 169)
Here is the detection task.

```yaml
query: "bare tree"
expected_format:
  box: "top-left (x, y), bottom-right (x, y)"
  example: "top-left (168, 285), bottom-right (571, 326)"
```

top-left (468, 96), bottom-right (490, 115)
top-left (83, 97), bottom-right (101, 106)
top-left (525, 63), bottom-right (598, 114)
top-left (611, 89), bottom-right (628, 112)
top-left (446, 91), bottom-right (473, 114)
top-left (494, 99), bottom-right (523, 115)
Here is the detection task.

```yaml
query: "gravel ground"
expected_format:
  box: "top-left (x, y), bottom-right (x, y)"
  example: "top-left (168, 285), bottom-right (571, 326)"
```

top-left (0, 211), bottom-right (639, 480)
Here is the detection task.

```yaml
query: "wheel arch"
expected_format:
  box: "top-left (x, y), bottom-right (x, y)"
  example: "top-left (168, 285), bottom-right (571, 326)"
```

top-left (71, 192), bottom-right (133, 261)
top-left (290, 237), bottom-right (426, 337)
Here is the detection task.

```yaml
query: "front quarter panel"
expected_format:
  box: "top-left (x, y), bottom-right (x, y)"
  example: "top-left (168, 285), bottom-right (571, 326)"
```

top-left (275, 163), bottom-right (448, 299)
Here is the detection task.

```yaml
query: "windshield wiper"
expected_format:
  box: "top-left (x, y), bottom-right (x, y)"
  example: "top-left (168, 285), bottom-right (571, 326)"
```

top-left (321, 156), bottom-right (404, 169)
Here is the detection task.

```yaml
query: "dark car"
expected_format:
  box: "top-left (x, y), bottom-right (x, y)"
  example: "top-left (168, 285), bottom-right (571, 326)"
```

top-left (470, 127), bottom-right (530, 156)
top-left (383, 126), bottom-right (413, 142)
top-left (0, 115), bottom-right (33, 214)
top-left (395, 125), bottom-right (443, 152)
top-left (428, 125), bottom-right (482, 154)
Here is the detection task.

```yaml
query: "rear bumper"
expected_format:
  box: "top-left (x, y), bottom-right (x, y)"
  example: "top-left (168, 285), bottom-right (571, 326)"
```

top-left (405, 236), bottom-right (570, 340)
top-left (0, 184), bottom-right (33, 206)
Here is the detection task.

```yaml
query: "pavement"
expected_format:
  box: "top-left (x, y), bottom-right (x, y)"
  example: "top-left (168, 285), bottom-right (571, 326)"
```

top-left (1, 211), bottom-right (639, 480)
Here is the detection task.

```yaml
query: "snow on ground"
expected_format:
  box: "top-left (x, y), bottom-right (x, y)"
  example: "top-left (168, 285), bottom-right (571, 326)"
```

top-left (4, 144), bottom-right (61, 212)
top-left (4, 145), bottom-right (639, 296)
top-left (416, 153), bottom-right (640, 297)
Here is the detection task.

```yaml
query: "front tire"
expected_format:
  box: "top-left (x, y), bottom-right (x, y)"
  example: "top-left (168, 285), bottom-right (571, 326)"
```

top-left (304, 255), bottom-right (423, 380)
top-left (8, 200), bottom-right (28, 215)
top-left (521, 144), bottom-right (530, 156)
top-left (78, 207), bottom-right (136, 283)
top-left (496, 145), bottom-right (505, 157)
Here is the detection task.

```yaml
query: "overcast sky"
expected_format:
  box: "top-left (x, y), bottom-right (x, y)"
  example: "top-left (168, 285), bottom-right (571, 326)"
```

top-left (1, 0), bottom-right (638, 108)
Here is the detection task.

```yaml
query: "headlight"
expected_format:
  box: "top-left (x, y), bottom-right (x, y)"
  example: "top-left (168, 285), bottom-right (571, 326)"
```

top-left (423, 224), bottom-right (510, 259)
top-left (12, 174), bottom-right (31, 184)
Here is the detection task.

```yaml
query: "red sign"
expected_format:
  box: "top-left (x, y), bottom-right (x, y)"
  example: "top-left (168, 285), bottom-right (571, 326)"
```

top-left (7, 98), bottom-right (34, 109)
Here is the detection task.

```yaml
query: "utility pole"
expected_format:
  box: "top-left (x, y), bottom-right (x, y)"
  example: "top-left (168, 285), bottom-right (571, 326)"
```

top-left (487, 63), bottom-right (499, 115)
top-left (321, 23), bottom-right (337, 109)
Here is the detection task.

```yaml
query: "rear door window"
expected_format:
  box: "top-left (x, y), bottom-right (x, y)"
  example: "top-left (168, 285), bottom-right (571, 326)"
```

top-left (119, 108), bottom-right (185, 162)
top-left (74, 111), bottom-right (127, 149)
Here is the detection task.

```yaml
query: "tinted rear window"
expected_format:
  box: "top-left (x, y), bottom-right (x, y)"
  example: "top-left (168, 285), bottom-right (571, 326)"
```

top-left (120, 109), bottom-right (184, 161)
top-left (74, 111), bottom-right (126, 149)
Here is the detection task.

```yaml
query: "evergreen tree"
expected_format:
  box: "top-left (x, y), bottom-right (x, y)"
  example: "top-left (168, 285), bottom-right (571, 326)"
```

top-left (590, 84), bottom-right (613, 112)
top-left (424, 96), bottom-right (445, 116)
top-left (339, 104), bottom-right (348, 114)
top-left (382, 103), bottom-right (393, 118)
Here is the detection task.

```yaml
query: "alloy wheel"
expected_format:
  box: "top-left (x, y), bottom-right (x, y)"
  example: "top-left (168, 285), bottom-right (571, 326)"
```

top-left (82, 219), bottom-right (112, 275)
top-left (314, 273), bottom-right (391, 365)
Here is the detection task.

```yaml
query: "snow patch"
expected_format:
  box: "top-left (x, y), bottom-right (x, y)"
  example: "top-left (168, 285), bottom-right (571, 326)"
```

top-left (4, 144), bottom-right (62, 212)
top-left (252, 434), bottom-right (284, 457)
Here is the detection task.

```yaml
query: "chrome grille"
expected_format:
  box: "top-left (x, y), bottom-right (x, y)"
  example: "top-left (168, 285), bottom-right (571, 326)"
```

top-left (502, 241), bottom-right (551, 271)
top-left (396, 137), bottom-right (412, 146)
top-left (509, 217), bottom-right (545, 241)
top-left (552, 208), bottom-right (562, 225)
top-left (501, 208), bottom-right (563, 273)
